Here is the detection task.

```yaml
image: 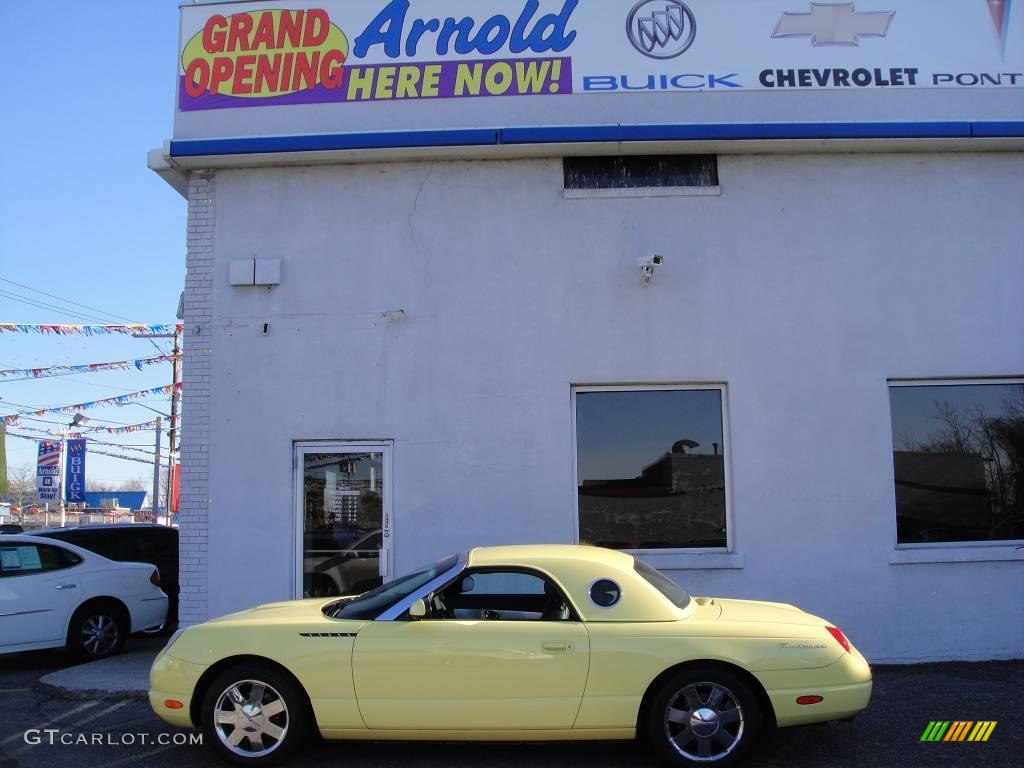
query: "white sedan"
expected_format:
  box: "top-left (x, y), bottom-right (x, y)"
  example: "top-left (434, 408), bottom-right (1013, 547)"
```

top-left (0, 534), bottom-right (168, 659)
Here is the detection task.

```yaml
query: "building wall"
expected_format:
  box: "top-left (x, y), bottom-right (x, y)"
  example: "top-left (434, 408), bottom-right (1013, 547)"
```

top-left (179, 175), bottom-right (215, 626)
top-left (180, 152), bottom-right (1024, 662)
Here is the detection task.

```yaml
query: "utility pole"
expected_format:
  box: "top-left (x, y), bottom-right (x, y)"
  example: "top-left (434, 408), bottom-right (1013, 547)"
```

top-left (57, 430), bottom-right (67, 528)
top-left (165, 325), bottom-right (181, 525)
top-left (153, 417), bottom-right (162, 523)
top-left (133, 327), bottom-right (179, 526)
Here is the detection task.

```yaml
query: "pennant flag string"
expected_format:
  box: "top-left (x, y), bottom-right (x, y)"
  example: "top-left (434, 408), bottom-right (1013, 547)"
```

top-left (0, 322), bottom-right (181, 336)
top-left (0, 353), bottom-right (178, 380)
top-left (8, 432), bottom-right (169, 467)
top-left (15, 424), bottom-right (162, 454)
top-left (1, 414), bottom-right (165, 434)
top-left (1, 383), bottom-right (180, 425)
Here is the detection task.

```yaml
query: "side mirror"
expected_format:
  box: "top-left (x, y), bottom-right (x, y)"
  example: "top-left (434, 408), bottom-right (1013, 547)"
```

top-left (408, 598), bottom-right (427, 619)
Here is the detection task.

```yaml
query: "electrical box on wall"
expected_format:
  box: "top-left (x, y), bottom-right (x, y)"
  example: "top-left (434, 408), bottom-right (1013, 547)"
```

top-left (229, 259), bottom-right (255, 286)
top-left (255, 259), bottom-right (281, 286)
top-left (229, 258), bottom-right (281, 286)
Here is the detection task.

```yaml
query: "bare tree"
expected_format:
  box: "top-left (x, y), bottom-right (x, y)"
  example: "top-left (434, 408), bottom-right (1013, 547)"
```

top-left (914, 391), bottom-right (1024, 537)
top-left (4, 463), bottom-right (40, 517)
top-left (118, 475), bottom-right (149, 492)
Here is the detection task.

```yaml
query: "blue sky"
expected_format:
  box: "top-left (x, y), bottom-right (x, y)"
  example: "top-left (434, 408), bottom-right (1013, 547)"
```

top-left (1, 1), bottom-right (186, 488)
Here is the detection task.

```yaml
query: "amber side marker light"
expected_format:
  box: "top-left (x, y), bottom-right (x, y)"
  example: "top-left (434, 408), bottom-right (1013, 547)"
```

top-left (164, 700), bottom-right (184, 710)
top-left (796, 695), bottom-right (824, 705)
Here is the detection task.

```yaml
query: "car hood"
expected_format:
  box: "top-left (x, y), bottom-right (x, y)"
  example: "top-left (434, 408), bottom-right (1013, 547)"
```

top-left (206, 598), bottom-right (339, 625)
top-left (714, 598), bottom-right (830, 628)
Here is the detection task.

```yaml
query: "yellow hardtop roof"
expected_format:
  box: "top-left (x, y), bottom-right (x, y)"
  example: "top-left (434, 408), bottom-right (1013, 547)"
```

top-left (466, 544), bottom-right (635, 569)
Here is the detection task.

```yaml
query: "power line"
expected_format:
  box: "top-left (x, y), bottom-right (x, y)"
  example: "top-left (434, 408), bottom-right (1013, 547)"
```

top-left (0, 400), bottom-right (160, 427)
top-left (0, 289), bottom-right (116, 325)
top-left (0, 277), bottom-right (140, 323)
top-left (0, 276), bottom-right (174, 356)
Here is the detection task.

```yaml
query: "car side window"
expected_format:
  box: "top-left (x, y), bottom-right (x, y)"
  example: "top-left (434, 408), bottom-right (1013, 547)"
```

top-left (433, 570), bottom-right (573, 622)
top-left (0, 543), bottom-right (81, 576)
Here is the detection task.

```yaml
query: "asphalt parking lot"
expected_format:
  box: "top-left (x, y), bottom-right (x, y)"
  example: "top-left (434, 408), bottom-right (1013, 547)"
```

top-left (0, 645), bottom-right (1020, 768)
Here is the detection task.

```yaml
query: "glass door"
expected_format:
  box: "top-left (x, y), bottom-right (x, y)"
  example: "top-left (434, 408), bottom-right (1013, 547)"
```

top-left (294, 442), bottom-right (392, 598)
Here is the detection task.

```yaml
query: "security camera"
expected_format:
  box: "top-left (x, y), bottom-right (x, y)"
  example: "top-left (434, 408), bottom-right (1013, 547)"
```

top-left (638, 254), bottom-right (665, 286)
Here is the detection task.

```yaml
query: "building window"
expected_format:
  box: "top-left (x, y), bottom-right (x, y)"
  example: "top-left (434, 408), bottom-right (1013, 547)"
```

top-left (295, 443), bottom-right (392, 598)
top-left (889, 380), bottom-right (1024, 545)
top-left (563, 155), bottom-right (719, 198)
top-left (574, 386), bottom-right (729, 551)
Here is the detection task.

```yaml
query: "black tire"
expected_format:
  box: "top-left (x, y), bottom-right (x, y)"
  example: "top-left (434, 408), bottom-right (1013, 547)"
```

top-left (201, 664), bottom-right (311, 767)
top-left (66, 600), bottom-right (128, 661)
top-left (646, 666), bottom-right (763, 767)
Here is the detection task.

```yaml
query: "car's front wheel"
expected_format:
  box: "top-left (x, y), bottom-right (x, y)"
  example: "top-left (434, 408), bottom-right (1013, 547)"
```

top-left (646, 666), bottom-right (763, 767)
top-left (201, 664), bottom-right (310, 766)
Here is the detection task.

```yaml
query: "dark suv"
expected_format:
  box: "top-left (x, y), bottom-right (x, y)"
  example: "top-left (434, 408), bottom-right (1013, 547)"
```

top-left (35, 524), bottom-right (179, 630)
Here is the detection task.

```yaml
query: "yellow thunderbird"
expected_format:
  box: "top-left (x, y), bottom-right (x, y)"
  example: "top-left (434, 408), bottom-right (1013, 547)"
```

top-left (151, 545), bottom-right (871, 766)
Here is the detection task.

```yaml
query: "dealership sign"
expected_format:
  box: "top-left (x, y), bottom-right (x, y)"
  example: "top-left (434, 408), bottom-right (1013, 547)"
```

top-left (178, 0), bottom-right (1022, 112)
top-left (36, 441), bottom-right (62, 503)
top-left (65, 439), bottom-right (87, 504)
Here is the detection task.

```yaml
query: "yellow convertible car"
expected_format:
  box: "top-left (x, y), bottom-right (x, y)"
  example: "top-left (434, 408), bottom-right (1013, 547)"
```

top-left (150, 545), bottom-right (871, 766)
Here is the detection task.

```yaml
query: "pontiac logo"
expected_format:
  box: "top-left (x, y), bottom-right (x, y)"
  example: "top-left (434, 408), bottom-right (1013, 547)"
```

top-left (626, 1), bottom-right (697, 59)
top-left (772, 3), bottom-right (895, 47)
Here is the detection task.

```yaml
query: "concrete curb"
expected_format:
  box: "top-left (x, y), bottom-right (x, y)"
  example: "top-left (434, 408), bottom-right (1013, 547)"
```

top-left (35, 645), bottom-right (159, 703)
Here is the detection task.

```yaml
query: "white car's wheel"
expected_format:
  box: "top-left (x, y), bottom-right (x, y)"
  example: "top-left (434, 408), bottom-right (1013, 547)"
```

top-left (647, 667), bottom-right (763, 767)
top-left (201, 665), bottom-right (310, 766)
top-left (66, 600), bottom-right (128, 660)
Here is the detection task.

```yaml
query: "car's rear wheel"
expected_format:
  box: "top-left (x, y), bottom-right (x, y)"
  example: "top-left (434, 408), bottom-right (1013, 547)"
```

top-left (646, 667), bottom-right (763, 767)
top-left (66, 600), bottom-right (128, 660)
top-left (201, 665), bottom-right (309, 766)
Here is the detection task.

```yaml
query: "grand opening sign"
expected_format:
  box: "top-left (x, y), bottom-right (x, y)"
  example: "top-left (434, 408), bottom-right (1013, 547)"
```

top-left (178, 0), bottom-right (1022, 113)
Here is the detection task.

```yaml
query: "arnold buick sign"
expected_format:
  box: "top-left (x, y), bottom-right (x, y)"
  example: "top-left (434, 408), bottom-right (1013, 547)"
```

top-left (170, 0), bottom-right (1022, 148)
top-left (177, 0), bottom-right (1021, 111)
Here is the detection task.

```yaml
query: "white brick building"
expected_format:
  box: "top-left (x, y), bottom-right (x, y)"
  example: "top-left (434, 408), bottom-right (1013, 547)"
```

top-left (152, 0), bottom-right (1024, 660)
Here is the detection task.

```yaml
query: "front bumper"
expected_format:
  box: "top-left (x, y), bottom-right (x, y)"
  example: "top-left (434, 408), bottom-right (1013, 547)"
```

top-left (149, 650), bottom-right (205, 728)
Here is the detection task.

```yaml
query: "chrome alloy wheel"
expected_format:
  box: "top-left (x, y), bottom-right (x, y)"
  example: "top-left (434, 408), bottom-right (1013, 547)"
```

top-left (214, 679), bottom-right (290, 757)
top-left (80, 614), bottom-right (120, 657)
top-left (664, 681), bottom-right (745, 762)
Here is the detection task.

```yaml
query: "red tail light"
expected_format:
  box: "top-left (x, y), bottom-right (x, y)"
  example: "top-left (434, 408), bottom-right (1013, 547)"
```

top-left (150, 568), bottom-right (161, 587)
top-left (826, 625), bottom-right (851, 653)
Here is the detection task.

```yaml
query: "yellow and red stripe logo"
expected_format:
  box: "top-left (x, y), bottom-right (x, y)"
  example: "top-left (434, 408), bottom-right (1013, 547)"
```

top-left (920, 721), bottom-right (997, 742)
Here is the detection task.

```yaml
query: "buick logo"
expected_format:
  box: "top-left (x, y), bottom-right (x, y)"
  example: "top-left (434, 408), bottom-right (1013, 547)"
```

top-left (626, 1), bottom-right (697, 59)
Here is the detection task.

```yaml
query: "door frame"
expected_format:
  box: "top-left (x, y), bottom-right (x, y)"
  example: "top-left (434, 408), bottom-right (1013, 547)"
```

top-left (292, 440), bottom-right (394, 599)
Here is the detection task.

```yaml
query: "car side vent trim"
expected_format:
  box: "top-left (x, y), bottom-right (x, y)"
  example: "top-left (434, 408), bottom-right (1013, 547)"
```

top-left (298, 632), bottom-right (357, 638)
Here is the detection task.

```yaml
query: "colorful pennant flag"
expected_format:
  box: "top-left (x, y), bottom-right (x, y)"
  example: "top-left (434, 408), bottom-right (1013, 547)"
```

top-left (5, 419), bottom-right (163, 436)
top-left (0, 323), bottom-right (181, 336)
top-left (8, 431), bottom-right (168, 468)
top-left (0, 353), bottom-right (178, 379)
top-left (1, 384), bottom-right (180, 425)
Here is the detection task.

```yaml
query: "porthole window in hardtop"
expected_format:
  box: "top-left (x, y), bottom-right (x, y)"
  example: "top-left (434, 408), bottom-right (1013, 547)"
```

top-left (589, 579), bottom-right (621, 607)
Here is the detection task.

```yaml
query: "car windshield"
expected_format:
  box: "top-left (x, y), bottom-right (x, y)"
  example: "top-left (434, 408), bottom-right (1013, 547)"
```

top-left (323, 554), bottom-right (458, 620)
top-left (633, 559), bottom-right (691, 609)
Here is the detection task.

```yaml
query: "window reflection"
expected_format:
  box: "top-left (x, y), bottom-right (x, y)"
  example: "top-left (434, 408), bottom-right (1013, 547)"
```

top-left (302, 452), bottom-right (384, 597)
top-left (576, 389), bottom-right (727, 550)
top-left (890, 382), bottom-right (1024, 544)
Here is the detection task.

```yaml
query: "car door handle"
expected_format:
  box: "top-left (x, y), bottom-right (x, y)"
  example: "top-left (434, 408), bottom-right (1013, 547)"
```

top-left (542, 641), bottom-right (572, 654)
top-left (55, 583), bottom-right (77, 590)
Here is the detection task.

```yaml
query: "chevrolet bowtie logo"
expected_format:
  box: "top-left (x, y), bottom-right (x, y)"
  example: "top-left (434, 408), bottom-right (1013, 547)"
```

top-left (773, 3), bottom-right (895, 46)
